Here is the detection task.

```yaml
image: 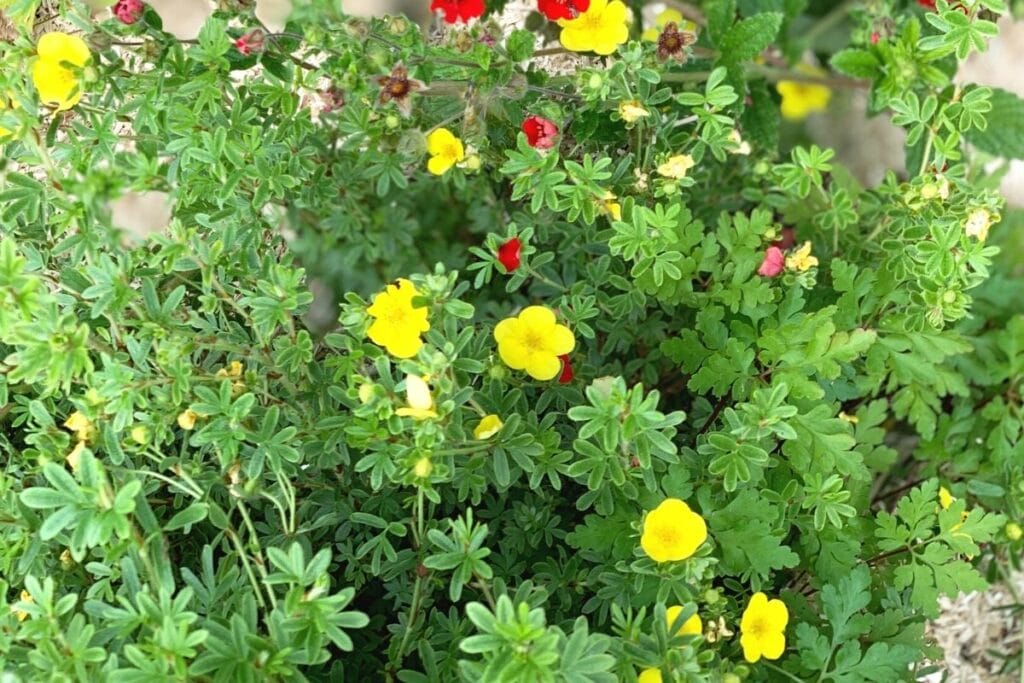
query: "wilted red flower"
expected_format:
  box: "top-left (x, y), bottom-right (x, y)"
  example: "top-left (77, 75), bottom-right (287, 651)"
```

top-left (522, 115), bottom-right (558, 150)
top-left (378, 63), bottom-right (425, 118)
top-left (558, 354), bottom-right (574, 383)
top-left (497, 237), bottom-right (522, 272)
top-left (430, 0), bottom-right (486, 23)
top-left (758, 246), bottom-right (785, 278)
top-left (656, 22), bottom-right (696, 63)
top-left (537, 0), bottom-right (589, 21)
top-left (234, 29), bottom-right (265, 56)
top-left (113, 0), bottom-right (144, 24)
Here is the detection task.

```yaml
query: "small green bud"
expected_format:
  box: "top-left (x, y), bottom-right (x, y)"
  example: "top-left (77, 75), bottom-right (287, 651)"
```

top-left (1007, 522), bottom-right (1022, 541)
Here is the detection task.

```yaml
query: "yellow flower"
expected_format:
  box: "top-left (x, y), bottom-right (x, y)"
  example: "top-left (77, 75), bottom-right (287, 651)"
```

top-left (641, 8), bottom-right (696, 41)
top-left (727, 129), bottom-right (752, 155)
top-left (964, 208), bottom-right (993, 241)
top-left (740, 592), bottom-right (789, 663)
top-left (776, 65), bottom-right (832, 121)
top-left (619, 100), bottom-right (650, 124)
top-left (67, 441), bottom-right (86, 472)
top-left (64, 410), bottom-right (95, 442)
top-left (412, 456), bottom-right (433, 478)
top-left (600, 191), bottom-right (622, 221)
top-left (395, 374), bottom-right (438, 420)
top-left (426, 128), bottom-right (465, 175)
top-left (216, 360), bottom-right (244, 379)
top-left (637, 669), bottom-right (662, 683)
top-left (366, 278), bottom-right (430, 358)
top-left (474, 414), bottom-right (503, 440)
top-left (130, 425), bottom-right (149, 445)
top-left (494, 306), bottom-right (576, 381)
top-left (177, 409), bottom-right (199, 430)
top-left (838, 411), bottom-right (859, 424)
top-left (33, 32), bottom-right (91, 111)
top-left (656, 154), bottom-right (695, 180)
top-left (559, 0), bottom-right (629, 56)
top-left (640, 498), bottom-right (708, 563)
top-left (12, 590), bottom-right (33, 622)
top-left (939, 486), bottom-right (955, 510)
top-left (1006, 522), bottom-right (1023, 541)
top-left (785, 241), bottom-right (818, 272)
top-left (666, 605), bottom-right (702, 637)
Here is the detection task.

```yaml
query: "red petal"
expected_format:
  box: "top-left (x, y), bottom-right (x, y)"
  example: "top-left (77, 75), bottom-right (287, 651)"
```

top-left (522, 115), bottom-right (558, 150)
top-left (431, 0), bottom-right (486, 23)
top-left (537, 0), bottom-right (589, 21)
top-left (497, 237), bottom-right (522, 272)
top-left (558, 354), bottom-right (574, 383)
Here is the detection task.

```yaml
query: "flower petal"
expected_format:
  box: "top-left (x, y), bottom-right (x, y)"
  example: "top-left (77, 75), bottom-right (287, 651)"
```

top-left (525, 353), bottom-right (561, 381)
top-left (548, 324), bottom-right (576, 355)
top-left (519, 305), bottom-right (556, 329)
top-left (494, 317), bottom-right (518, 343)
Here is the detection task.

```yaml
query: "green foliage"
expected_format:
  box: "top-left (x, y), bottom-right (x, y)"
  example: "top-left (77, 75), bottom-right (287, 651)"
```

top-left (0, 0), bottom-right (1021, 681)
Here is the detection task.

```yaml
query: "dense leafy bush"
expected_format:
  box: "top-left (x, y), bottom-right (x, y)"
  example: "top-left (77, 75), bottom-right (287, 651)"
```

top-left (1, 0), bottom-right (1023, 680)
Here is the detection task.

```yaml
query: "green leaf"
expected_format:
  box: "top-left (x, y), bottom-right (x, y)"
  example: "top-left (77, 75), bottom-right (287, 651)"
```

top-left (965, 87), bottom-right (1024, 159)
top-left (718, 13), bottom-right (782, 64)
top-left (165, 503), bottom-right (209, 531)
top-left (829, 49), bottom-right (881, 79)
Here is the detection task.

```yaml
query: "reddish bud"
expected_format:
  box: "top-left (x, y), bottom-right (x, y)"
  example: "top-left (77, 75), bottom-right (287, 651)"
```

top-left (772, 227), bottom-right (796, 250)
top-left (558, 354), bottom-right (574, 383)
top-left (497, 237), bottom-right (522, 272)
top-left (113, 0), bottom-right (144, 24)
top-left (537, 0), bottom-right (589, 21)
top-left (522, 115), bottom-right (559, 150)
top-left (758, 246), bottom-right (785, 278)
top-left (416, 563), bottom-right (429, 578)
top-left (870, 31), bottom-right (880, 44)
top-left (630, 456), bottom-right (641, 468)
top-left (917, 0), bottom-right (936, 7)
top-left (234, 29), bottom-right (265, 56)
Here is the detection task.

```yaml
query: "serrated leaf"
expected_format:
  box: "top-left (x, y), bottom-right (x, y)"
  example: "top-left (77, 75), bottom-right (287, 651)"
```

top-left (829, 49), bottom-right (881, 79)
top-left (718, 13), bottom-right (782, 64)
top-left (965, 87), bottom-right (1024, 159)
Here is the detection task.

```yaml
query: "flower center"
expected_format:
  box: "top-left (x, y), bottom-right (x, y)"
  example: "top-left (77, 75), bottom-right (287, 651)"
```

top-left (655, 524), bottom-right (680, 547)
top-left (582, 10), bottom-right (604, 30)
top-left (747, 616), bottom-right (769, 638)
top-left (442, 143), bottom-right (460, 160)
top-left (521, 329), bottom-right (547, 353)
top-left (382, 303), bottom-right (408, 326)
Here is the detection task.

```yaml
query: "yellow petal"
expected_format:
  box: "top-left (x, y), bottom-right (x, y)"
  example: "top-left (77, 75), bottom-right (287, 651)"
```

top-left (740, 632), bottom-right (764, 663)
top-left (428, 154), bottom-right (455, 176)
top-left (518, 305), bottom-right (556, 329)
top-left (493, 317), bottom-right (518, 343)
top-left (427, 128), bottom-right (457, 155)
top-left (473, 414), bottom-right (503, 440)
top-left (637, 669), bottom-right (663, 683)
top-left (498, 336), bottom-right (530, 370)
top-left (37, 32), bottom-right (90, 66)
top-left (758, 631), bottom-right (786, 660)
top-left (549, 324), bottom-right (576, 355)
top-left (525, 353), bottom-right (561, 381)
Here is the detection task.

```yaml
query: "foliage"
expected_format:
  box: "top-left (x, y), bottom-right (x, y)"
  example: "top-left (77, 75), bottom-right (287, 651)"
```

top-left (0, 0), bottom-right (1022, 681)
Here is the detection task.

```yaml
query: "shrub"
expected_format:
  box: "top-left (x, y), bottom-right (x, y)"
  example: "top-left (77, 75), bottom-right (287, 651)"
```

top-left (1, 0), bottom-right (1022, 680)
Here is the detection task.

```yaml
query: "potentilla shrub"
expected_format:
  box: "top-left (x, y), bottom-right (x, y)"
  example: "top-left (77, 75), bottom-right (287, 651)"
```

top-left (0, 0), bottom-right (1022, 680)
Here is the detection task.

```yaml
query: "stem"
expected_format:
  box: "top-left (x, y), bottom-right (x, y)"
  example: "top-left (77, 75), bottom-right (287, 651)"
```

top-left (393, 576), bottom-right (424, 666)
top-left (762, 661), bottom-right (806, 683)
top-left (801, 0), bottom-right (859, 48)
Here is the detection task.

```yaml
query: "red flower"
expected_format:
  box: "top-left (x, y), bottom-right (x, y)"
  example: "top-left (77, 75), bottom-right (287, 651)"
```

top-left (522, 115), bottom-right (559, 150)
top-left (558, 354), bottom-right (574, 383)
top-left (234, 29), bottom-right (265, 56)
top-left (430, 0), bottom-right (486, 23)
top-left (497, 237), bottom-right (522, 272)
top-left (758, 246), bottom-right (785, 278)
top-left (537, 0), bottom-right (589, 21)
top-left (870, 31), bottom-right (880, 44)
top-left (113, 0), bottom-right (144, 24)
top-left (917, 0), bottom-right (935, 7)
top-left (772, 227), bottom-right (796, 250)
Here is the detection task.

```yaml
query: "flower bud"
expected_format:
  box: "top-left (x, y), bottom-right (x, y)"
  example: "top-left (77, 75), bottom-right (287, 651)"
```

top-left (1007, 522), bottom-right (1023, 541)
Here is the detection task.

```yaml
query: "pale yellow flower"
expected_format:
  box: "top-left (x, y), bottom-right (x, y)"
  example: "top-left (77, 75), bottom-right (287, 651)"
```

top-left (396, 374), bottom-right (438, 420)
top-left (600, 191), bottom-right (622, 221)
top-left (785, 241), bottom-right (818, 272)
top-left (964, 208), bottom-right (993, 241)
top-left (657, 154), bottom-right (695, 180)
top-left (64, 410), bottom-right (95, 442)
top-left (177, 409), bottom-right (199, 430)
top-left (473, 414), bottom-right (503, 440)
top-left (728, 129), bottom-right (752, 155)
top-left (67, 441), bottom-right (86, 472)
top-left (11, 590), bottom-right (33, 622)
top-left (619, 100), bottom-right (650, 124)
top-left (413, 456), bottom-right (433, 478)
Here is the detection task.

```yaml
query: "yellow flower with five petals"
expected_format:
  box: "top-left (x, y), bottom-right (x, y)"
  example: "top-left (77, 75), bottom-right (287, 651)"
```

top-left (33, 32), bottom-right (91, 111)
top-left (739, 592), bottom-right (789, 663)
top-left (785, 241), bottom-right (818, 272)
top-left (558, 0), bottom-right (629, 56)
top-left (426, 128), bottom-right (465, 175)
top-left (656, 154), bottom-right (695, 180)
top-left (494, 306), bottom-right (575, 381)
top-left (640, 498), bottom-right (707, 563)
top-left (367, 279), bottom-right (430, 358)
